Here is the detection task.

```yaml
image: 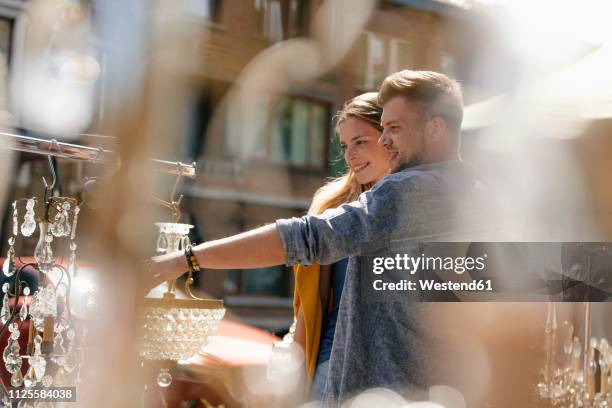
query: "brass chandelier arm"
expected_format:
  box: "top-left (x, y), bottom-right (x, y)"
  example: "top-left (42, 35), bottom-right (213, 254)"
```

top-left (153, 166), bottom-right (187, 224)
top-left (152, 196), bottom-right (181, 224)
top-left (185, 272), bottom-right (205, 301)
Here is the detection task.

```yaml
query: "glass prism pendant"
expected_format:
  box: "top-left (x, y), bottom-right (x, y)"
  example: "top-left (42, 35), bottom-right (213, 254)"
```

top-left (156, 367), bottom-right (172, 387)
top-left (10, 369), bottom-right (23, 387)
top-left (1, 293), bottom-right (10, 325)
top-left (2, 248), bottom-right (15, 277)
top-left (23, 366), bottom-right (36, 388)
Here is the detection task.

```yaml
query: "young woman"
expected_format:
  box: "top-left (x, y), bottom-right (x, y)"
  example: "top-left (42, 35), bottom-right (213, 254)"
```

top-left (292, 92), bottom-right (390, 400)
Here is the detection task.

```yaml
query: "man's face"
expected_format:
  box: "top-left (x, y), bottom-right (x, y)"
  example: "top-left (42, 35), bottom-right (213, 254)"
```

top-left (379, 96), bottom-right (428, 173)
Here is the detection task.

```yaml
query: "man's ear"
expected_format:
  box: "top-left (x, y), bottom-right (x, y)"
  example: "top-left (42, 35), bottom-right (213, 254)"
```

top-left (425, 116), bottom-right (446, 143)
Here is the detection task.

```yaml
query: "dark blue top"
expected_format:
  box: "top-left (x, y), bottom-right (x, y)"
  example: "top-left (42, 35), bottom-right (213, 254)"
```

top-left (316, 257), bottom-right (348, 364)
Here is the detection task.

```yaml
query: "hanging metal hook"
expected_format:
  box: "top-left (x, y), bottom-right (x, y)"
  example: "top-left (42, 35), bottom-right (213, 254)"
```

top-left (170, 163), bottom-right (184, 204)
top-left (42, 139), bottom-right (60, 192)
top-left (42, 139), bottom-right (61, 221)
top-left (42, 155), bottom-right (57, 192)
top-left (153, 163), bottom-right (185, 223)
top-left (168, 164), bottom-right (184, 223)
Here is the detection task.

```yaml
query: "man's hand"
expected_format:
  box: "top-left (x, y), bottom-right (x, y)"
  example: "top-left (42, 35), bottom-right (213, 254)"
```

top-left (145, 223), bottom-right (288, 288)
top-left (147, 251), bottom-right (188, 289)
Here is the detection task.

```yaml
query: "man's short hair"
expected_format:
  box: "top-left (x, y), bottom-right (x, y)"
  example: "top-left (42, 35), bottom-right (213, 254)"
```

top-left (378, 70), bottom-right (464, 136)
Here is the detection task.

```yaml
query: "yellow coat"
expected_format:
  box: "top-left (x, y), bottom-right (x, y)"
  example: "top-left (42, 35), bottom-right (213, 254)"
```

top-left (293, 263), bottom-right (323, 384)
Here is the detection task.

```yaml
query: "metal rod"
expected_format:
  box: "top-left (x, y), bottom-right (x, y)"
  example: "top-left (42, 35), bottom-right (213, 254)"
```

top-left (0, 130), bottom-right (111, 161)
top-left (150, 159), bottom-right (197, 179)
top-left (0, 130), bottom-right (197, 178)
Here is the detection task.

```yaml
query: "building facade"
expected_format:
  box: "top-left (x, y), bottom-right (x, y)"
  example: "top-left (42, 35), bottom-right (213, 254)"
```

top-left (182, 0), bottom-right (484, 332)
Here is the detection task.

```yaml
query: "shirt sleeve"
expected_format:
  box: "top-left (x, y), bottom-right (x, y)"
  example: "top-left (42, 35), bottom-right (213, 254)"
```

top-left (276, 179), bottom-right (402, 266)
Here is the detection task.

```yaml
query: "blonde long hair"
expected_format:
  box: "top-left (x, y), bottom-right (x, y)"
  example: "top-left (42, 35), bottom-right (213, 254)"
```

top-left (309, 92), bottom-right (383, 215)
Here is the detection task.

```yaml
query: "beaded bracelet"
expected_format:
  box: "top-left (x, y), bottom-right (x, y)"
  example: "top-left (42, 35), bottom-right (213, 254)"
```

top-left (184, 244), bottom-right (201, 273)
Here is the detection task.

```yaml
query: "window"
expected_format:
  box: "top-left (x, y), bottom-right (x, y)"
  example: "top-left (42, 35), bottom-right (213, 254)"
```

top-left (223, 92), bottom-right (269, 160)
top-left (440, 53), bottom-right (456, 77)
top-left (288, 0), bottom-right (310, 38)
top-left (389, 37), bottom-right (414, 73)
top-left (310, 103), bottom-right (326, 167)
top-left (271, 96), bottom-right (308, 165)
top-left (0, 17), bottom-right (12, 107)
top-left (364, 32), bottom-right (386, 89)
top-left (255, 0), bottom-right (284, 42)
top-left (0, 17), bottom-right (11, 62)
top-left (255, 0), bottom-right (310, 42)
top-left (356, 31), bottom-right (415, 89)
top-left (225, 93), bottom-right (330, 169)
top-left (183, 86), bottom-right (213, 160)
top-left (183, 0), bottom-right (223, 24)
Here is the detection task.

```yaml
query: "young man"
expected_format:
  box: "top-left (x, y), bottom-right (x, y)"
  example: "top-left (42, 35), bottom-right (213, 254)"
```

top-left (151, 70), bottom-right (484, 405)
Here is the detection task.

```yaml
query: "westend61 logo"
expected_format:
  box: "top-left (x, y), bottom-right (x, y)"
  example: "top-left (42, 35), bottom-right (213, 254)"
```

top-left (372, 253), bottom-right (487, 275)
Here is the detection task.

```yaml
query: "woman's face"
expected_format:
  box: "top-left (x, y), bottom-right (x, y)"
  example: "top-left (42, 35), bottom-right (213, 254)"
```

top-left (338, 117), bottom-right (390, 185)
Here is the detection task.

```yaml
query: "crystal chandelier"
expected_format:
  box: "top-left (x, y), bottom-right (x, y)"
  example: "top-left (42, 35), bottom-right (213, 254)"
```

top-left (537, 302), bottom-right (611, 407)
top-left (0, 190), bottom-right (89, 405)
top-left (138, 220), bottom-right (225, 388)
top-left (537, 244), bottom-right (612, 407)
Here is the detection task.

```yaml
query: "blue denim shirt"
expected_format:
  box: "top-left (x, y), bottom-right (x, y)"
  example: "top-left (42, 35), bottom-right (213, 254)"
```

top-left (276, 161), bottom-right (487, 405)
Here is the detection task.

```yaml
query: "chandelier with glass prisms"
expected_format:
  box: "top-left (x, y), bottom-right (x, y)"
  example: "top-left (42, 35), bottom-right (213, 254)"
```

top-left (537, 303), bottom-right (612, 407)
top-left (137, 221), bottom-right (225, 388)
top-left (0, 194), bottom-right (89, 405)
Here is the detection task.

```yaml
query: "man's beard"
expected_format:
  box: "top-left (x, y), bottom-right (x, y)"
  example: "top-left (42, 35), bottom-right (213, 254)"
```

top-left (391, 149), bottom-right (427, 173)
top-left (390, 129), bottom-right (428, 173)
